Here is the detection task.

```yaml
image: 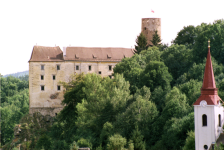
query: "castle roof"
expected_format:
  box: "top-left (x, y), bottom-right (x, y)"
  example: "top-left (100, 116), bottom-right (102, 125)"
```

top-left (64, 47), bottom-right (134, 62)
top-left (29, 46), bottom-right (64, 62)
top-left (193, 43), bottom-right (221, 105)
top-left (29, 46), bottom-right (134, 62)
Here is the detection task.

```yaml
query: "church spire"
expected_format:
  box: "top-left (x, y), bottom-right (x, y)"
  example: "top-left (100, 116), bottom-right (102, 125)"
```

top-left (193, 40), bottom-right (221, 105)
top-left (201, 39), bottom-right (216, 89)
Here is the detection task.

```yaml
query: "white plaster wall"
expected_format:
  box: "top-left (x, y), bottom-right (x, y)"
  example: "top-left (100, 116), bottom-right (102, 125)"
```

top-left (194, 105), bottom-right (224, 150)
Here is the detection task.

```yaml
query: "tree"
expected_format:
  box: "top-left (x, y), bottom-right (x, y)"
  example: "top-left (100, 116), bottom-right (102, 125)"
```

top-left (75, 74), bottom-right (131, 148)
top-left (161, 44), bottom-right (193, 83)
top-left (149, 30), bottom-right (161, 47)
top-left (134, 32), bottom-right (149, 54)
top-left (172, 25), bottom-right (196, 47)
top-left (107, 134), bottom-right (127, 150)
top-left (130, 127), bottom-right (146, 150)
top-left (183, 131), bottom-right (195, 150)
top-left (140, 61), bottom-right (172, 92)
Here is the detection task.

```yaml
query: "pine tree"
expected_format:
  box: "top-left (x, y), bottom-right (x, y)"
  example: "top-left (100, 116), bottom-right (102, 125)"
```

top-left (150, 30), bottom-right (161, 47)
top-left (134, 32), bottom-right (149, 54)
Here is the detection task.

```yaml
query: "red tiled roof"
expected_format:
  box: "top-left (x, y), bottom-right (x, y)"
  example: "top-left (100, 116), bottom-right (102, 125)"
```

top-left (29, 46), bottom-right (63, 62)
top-left (64, 47), bottom-right (134, 62)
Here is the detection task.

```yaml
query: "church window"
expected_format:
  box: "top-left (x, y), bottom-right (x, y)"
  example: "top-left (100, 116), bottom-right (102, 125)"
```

top-left (41, 65), bottom-right (44, 70)
top-left (219, 114), bottom-right (221, 127)
top-left (41, 75), bottom-right (44, 80)
top-left (53, 75), bottom-right (56, 80)
top-left (202, 114), bottom-right (207, 126)
top-left (41, 85), bottom-right (45, 91)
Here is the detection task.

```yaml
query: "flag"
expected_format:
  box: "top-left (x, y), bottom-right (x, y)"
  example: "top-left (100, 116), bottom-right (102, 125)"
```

top-left (151, 9), bottom-right (154, 13)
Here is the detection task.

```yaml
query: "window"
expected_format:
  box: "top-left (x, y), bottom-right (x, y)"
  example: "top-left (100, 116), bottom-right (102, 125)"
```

top-left (41, 85), bottom-right (45, 91)
top-left (57, 65), bottom-right (60, 70)
top-left (144, 27), bottom-right (146, 30)
top-left (55, 113), bottom-right (57, 116)
top-left (41, 65), bottom-right (44, 70)
top-left (204, 145), bottom-right (208, 150)
top-left (53, 75), bottom-right (56, 80)
top-left (202, 114), bottom-right (207, 126)
top-left (41, 75), bottom-right (44, 80)
top-left (109, 65), bottom-right (112, 71)
top-left (99, 71), bottom-right (101, 74)
top-left (89, 65), bottom-right (91, 71)
top-left (219, 114), bottom-right (221, 127)
top-left (57, 85), bottom-right (61, 91)
top-left (76, 65), bottom-right (79, 70)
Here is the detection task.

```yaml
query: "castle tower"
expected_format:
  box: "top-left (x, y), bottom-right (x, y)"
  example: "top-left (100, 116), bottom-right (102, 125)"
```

top-left (193, 40), bottom-right (223, 150)
top-left (141, 18), bottom-right (161, 46)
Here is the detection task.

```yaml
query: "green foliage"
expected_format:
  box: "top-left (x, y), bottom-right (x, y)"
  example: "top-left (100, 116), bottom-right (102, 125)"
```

top-left (134, 32), bottom-right (149, 54)
top-left (183, 131), bottom-right (195, 150)
top-left (161, 44), bottom-right (193, 83)
top-left (130, 127), bottom-right (146, 150)
top-left (140, 61), bottom-right (172, 92)
top-left (128, 140), bottom-right (134, 150)
top-left (0, 75), bottom-right (29, 145)
top-left (77, 138), bottom-right (92, 149)
top-left (149, 30), bottom-right (161, 47)
top-left (107, 134), bottom-right (127, 150)
top-left (35, 134), bottom-right (52, 150)
top-left (70, 141), bottom-right (79, 150)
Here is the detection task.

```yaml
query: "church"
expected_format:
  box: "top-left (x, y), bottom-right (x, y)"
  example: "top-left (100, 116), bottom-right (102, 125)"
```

top-left (194, 40), bottom-right (224, 150)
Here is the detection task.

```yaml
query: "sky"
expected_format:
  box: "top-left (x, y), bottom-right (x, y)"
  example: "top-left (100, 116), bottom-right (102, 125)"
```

top-left (1, 0), bottom-right (224, 75)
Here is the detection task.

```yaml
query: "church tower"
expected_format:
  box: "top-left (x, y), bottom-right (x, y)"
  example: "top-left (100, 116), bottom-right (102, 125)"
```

top-left (194, 40), bottom-right (223, 150)
top-left (141, 18), bottom-right (161, 46)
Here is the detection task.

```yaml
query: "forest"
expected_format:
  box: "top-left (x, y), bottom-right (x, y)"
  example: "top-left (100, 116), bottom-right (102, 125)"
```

top-left (2, 19), bottom-right (224, 150)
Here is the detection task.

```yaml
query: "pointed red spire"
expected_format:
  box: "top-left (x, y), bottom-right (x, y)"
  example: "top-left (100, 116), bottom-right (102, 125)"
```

top-left (202, 40), bottom-right (216, 89)
top-left (194, 40), bottom-right (221, 105)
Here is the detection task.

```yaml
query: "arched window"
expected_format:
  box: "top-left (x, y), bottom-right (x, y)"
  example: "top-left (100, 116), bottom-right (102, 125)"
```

top-left (202, 114), bottom-right (207, 126)
top-left (219, 114), bottom-right (221, 127)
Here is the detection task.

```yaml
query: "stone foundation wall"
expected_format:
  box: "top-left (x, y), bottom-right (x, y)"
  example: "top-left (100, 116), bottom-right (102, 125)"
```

top-left (29, 107), bottom-right (63, 116)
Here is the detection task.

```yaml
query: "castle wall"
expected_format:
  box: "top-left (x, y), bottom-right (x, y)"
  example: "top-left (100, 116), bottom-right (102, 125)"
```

top-left (141, 18), bottom-right (161, 46)
top-left (29, 61), bottom-right (118, 116)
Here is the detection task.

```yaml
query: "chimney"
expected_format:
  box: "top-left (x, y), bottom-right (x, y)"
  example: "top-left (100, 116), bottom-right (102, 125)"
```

top-left (63, 47), bottom-right (67, 56)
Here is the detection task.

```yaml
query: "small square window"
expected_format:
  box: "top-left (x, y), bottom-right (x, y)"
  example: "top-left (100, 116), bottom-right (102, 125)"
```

top-left (76, 65), bottom-right (79, 70)
top-left (57, 85), bottom-right (60, 91)
top-left (53, 75), bottom-right (56, 80)
top-left (89, 65), bottom-right (91, 71)
top-left (99, 71), bottom-right (101, 74)
top-left (41, 75), bottom-right (44, 80)
top-left (41, 85), bottom-right (44, 91)
top-left (41, 65), bottom-right (44, 70)
top-left (57, 65), bottom-right (60, 70)
top-left (109, 65), bottom-right (112, 71)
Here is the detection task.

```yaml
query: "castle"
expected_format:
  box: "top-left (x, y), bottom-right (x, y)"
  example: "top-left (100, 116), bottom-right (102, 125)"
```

top-left (28, 18), bottom-right (161, 116)
top-left (28, 18), bottom-right (224, 149)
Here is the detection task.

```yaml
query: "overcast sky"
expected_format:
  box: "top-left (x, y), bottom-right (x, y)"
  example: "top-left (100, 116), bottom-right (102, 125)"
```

top-left (1, 0), bottom-right (224, 75)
